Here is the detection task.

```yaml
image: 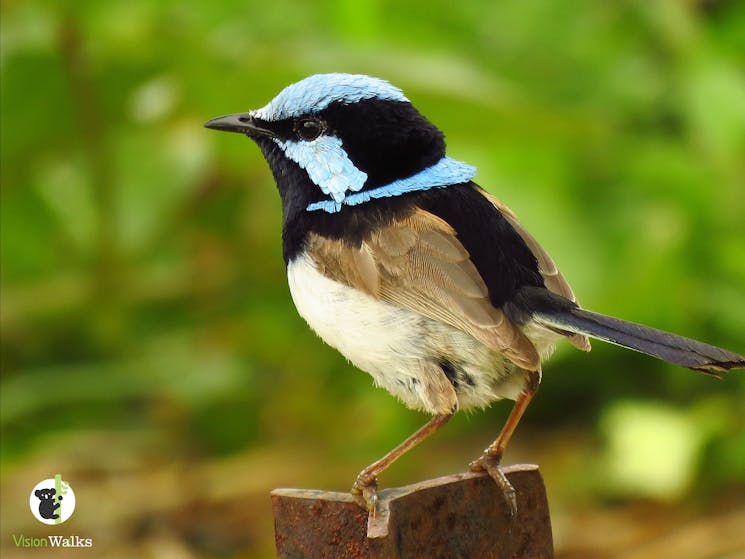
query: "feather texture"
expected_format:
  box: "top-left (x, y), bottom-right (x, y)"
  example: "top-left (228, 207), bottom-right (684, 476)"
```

top-left (476, 187), bottom-right (591, 352)
top-left (306, 208), bottom-right (544, 371)
top-left (251, 73), bottom-right (408, 121)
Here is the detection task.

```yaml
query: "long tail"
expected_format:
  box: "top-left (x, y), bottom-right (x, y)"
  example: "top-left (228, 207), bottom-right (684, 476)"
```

top-left (534, 307), bottom-right (744, 376)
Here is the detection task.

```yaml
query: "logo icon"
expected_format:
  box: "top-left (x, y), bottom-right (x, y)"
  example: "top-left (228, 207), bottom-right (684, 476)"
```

top-left (29, 475), bottom-right (75, 525)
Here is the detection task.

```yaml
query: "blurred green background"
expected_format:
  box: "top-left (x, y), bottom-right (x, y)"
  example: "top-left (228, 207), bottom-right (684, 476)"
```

top-left (2, 1), bottom-right (744, 557)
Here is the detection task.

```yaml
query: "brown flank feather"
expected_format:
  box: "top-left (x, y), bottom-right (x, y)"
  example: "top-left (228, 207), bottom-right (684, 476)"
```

top-left (307, 208), bottom-right (545, 370)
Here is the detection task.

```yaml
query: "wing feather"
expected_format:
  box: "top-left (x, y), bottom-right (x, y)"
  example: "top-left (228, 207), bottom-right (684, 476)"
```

top-left (477, 187), bottom-right (591, 351)
top-left (306, 208), bottom-right (542, 370)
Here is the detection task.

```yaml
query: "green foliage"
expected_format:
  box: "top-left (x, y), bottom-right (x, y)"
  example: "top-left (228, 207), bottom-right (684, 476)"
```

top-left (2, 0), bottom-right (744, 554)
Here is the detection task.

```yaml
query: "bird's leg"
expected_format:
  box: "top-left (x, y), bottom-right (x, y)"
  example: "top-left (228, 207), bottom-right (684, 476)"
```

top-left (352, 412), bottom-right (452, 511)
top-left (469, 370), bottom-right (540, 515)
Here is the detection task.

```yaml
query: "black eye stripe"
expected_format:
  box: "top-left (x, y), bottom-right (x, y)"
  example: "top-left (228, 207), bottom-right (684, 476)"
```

top-left (250, 117), bottom-right (294, 139)
top-left (246, 117), bottom-right (328, 142)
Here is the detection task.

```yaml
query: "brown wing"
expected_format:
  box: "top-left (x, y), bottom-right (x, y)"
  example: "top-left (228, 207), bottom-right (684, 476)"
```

top-left (306, 208), bottom-right (543, 370)
top-left (477, 187), bottom-right (591, 351)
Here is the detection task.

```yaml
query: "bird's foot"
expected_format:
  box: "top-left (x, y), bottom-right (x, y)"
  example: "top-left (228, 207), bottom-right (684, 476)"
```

top-left (351, 474), bottom-right (379, 513)
top-left (469, 453), bottom-right (517, 517)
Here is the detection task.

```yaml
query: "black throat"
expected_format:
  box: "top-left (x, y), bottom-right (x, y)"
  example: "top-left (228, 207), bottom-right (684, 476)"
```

top-left (256, 137), bottom-right (544, 310)
top-left (253, 137), bottom-right (416, 263)
top-left (252, 99), bottom-right (543, 310)
top-left (253, 98), bottom-right (449, 263)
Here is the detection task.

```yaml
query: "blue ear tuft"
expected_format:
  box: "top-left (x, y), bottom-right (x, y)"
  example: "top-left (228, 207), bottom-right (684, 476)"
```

top-left (251, 74), bottom-right (409, 121)
top-left (280, 135), bottom-right (367, 202)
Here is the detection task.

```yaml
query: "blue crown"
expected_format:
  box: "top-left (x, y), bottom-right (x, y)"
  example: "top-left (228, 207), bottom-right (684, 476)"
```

top-left (251, 73), bottom-right (409, 121)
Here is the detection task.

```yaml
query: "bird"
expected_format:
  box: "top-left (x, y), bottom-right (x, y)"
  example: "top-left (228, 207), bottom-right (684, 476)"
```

top-left (205, 73), bottom-right (745, 513)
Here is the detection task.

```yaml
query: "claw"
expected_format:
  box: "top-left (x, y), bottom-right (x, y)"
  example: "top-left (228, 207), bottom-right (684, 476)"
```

top-left (470, 454), bottom-right (517, 517)
top-left (351, 477), bottom-right (379, 513)
top-left (362, 485), bottom-right (379, 514)
top-left (483, 460), bottom-right (517, 517)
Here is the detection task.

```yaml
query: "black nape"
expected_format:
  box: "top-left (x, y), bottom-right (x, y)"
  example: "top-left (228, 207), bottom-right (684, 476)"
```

top-left (322, 99), bottom-right (446, 188)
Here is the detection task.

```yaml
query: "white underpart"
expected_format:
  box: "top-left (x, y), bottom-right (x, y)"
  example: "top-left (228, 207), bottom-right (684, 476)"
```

top-left (287, 253), bottom-right (534, 413)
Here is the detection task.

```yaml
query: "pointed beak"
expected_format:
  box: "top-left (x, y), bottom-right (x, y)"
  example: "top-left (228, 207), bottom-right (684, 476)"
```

top-left (204, 112), bottom-right (277, 138)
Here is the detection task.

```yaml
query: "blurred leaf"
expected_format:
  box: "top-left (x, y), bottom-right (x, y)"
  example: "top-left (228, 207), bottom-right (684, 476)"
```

top-left (2, 2), bottom-right (745, 556)
top-left (599, 400), bottom-right (706, 500)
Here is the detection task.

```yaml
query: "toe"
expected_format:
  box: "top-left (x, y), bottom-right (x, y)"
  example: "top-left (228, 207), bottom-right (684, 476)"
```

top-left (351, 477), bottom-right (378, 513)
top-left (482, 460), bottom-right (517, 517)
top-left (469, 457), bottom-right (485, 472)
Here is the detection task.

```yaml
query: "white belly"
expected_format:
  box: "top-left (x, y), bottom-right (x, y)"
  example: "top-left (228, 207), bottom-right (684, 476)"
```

top-left (287, 253), bottom-right (528, 413)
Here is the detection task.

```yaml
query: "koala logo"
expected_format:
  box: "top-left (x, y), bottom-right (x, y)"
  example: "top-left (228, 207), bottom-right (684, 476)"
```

top-left (35, 487), bottom-right (61, 520)
top-left (29, 476), bottom-right (75, 525)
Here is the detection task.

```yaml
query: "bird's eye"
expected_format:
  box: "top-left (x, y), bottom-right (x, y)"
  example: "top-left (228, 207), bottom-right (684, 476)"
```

top-left (295, 118), bottom-right (325, 141)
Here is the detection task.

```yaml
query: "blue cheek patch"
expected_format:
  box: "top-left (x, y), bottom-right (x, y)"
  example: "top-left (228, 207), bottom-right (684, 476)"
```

top-left (277, 136), bottom-right (368, 203)
top-left (305, 156), bottom-right (477, 213)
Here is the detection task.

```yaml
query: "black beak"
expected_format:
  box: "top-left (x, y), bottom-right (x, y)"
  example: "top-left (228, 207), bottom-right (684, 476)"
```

top-left (204, 113), bottom-right (277, 138)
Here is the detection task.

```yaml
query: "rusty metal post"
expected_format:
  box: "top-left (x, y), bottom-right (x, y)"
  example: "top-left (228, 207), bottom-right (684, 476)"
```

top-left (272, 464), bottom-right (553, 559)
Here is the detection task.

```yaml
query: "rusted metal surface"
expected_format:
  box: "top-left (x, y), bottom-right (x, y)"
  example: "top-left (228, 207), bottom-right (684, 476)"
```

top-left (272, 464), bottom-right (553, 559)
